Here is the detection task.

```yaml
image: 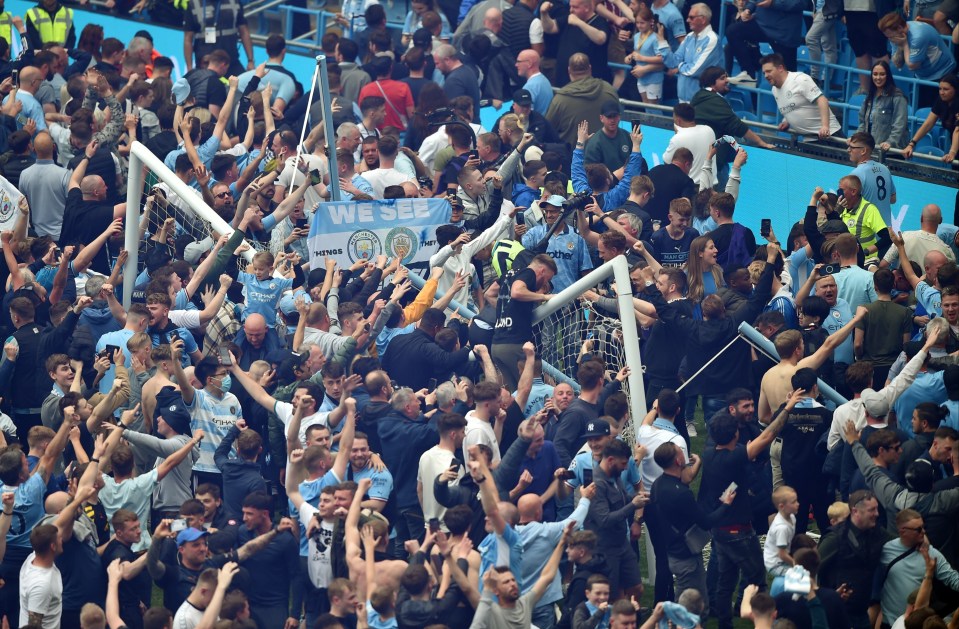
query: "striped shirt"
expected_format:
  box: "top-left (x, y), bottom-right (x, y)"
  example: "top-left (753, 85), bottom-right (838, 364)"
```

top-left (187, 389), bottom-right (242, 473)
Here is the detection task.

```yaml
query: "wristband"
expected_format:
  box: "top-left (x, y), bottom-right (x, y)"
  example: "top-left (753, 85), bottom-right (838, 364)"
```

top-left (91, 457), bottom-right (100, 463)
top-left (1, 511), bottom-right (11, 516)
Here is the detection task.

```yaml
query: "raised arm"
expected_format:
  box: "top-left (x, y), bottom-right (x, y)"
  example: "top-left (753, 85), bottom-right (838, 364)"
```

top-left (228, 352), bottom-right (281, 412)
top-left (472, 447), bottom-right (505, 534)
top-left (196, 563), bottom-right (239, 629)
top-left (513, 342), bottom-right (538, 411)
top-left (155, 431), bottom-right (203, 481)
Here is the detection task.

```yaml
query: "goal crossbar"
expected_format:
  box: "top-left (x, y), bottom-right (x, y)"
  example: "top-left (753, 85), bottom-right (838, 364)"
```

top-left (124, 141), bottom-right (258, 308)
top-left (410, 255), bottom-right (648, 436)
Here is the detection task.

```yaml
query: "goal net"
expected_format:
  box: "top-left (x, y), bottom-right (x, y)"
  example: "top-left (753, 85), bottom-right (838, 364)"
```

top-left (122, 142), bottom-right (259, 303)
top-left (411, 255), bottom-right (648, 441)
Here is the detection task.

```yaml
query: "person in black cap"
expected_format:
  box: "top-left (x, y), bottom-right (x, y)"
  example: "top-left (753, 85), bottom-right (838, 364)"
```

top-left (583, 101), bottom-right (632, 175)
top-left (492, 88), bottom-right (561, 147)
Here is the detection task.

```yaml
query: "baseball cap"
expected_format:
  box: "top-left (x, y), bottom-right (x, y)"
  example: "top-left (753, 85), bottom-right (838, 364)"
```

top-left (601, 101), bottom-right (621, 116)
top-left (859, 389), bottom-right (889, 419)
top-left (543, 194), bottom-right (566, 207)
top-left (512, 88), bottom-right (532, 106)
top-left (412, 27), bottom-right (432, 48)
top-left (820, 219), bottom-right (848, 235)
top-left (172, 78), bottom-right (191, 106)
top-left (182, 236), bottom-right (214, 265)
top-left (581, 420), bottom-right (611, 439)
top-left (176, 527), bottom-right (209, 546)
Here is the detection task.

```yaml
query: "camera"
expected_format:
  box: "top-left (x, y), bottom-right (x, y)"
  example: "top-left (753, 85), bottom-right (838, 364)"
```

top-left (417, 175), bottom-right (434, 190)
top-left (427, 107), bottom-right (456, 126)
top-left (565, 192), bottom-right (592, 212)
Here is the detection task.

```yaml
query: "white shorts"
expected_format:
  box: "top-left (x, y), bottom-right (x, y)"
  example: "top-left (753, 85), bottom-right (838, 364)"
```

top-left (638, 81), bottom-right (663, 100)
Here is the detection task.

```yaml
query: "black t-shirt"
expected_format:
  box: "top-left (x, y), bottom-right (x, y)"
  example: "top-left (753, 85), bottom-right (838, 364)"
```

top-left (645, 164), bottom-right (696, 224)
top-left (698, 445), bottom-right (752, 526)
top-left (709, 222), bottom-right (758, 267)
top-left (57, 533), bottom-right (106, 611)
top-left (932, 96), bottom-right (959, 135)
top-left (493, 267), bottom-right (538, 345)
top-left (102, 540), bottom-right (151, 611)
top-left (555, 12), bottom-right (610, 86)
top-left (60, 187), bottom-right (116, 275)
top-left (781, 402), bottom-right (832, 480)
top-left (68, 146), bottom-right (120, 202)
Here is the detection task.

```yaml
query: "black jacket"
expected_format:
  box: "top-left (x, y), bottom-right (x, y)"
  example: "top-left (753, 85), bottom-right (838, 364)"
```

top-left (382, 328), bottom-right (472, 391)
top-left (558, 553), bottom-right (610, 629)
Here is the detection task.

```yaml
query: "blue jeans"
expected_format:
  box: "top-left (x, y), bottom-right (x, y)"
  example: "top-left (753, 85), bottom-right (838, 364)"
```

top-left (686, 395), bottom-right (727, 426)
top-left (711, 529), bottom-right (766, 629)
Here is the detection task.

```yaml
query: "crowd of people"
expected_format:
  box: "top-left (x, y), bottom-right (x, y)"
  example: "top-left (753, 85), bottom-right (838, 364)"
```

top-left (1, 0), bottom-right (959, 628)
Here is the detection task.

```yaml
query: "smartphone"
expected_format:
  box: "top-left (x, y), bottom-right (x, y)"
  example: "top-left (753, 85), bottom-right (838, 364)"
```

top-left (582, 468), bottom-right (593, 486)
top-left (428, 518), bottom-right (440, 533)
top-left (295, 217), bottom-right (308, 230)
top-left (170, 519), bottom-right (187, 533)
top-left (821, 263), bottom-right (841, 275)
top-left (169, 331), bottom-right (180, 344)
top-left (125, 99), bottom-right (132, 116)
top-left (105, 344), bottom-right (120, 358)
top-left (309, 169), bottom-right (323, 186)
top-left (760, 218), bottom-right (771, 239)
top-left (515, 212), bottom-right (525, 225)
top-left (428, 378), bottom-right (438, 391)
top-left (467, 149), bottom-right (479, 161)
top-left (97, 349), bottom-right (112, 364)
top-left (11, 69), bottom-right (18, 88)
top-left (558, 470), bottom-right (576, 480)
top-left (218, 346), bottom-right (232, 366)
top-left (449, 457), bottom-right (461, 473)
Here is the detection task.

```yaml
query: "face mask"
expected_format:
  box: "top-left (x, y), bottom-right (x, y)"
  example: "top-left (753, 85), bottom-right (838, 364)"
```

top-left (215, 375), bottom-right (231, 394)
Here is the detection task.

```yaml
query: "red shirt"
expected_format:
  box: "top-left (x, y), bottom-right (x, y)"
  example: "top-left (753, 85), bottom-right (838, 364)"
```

top-left (358, 79), bottom-right (414, 131)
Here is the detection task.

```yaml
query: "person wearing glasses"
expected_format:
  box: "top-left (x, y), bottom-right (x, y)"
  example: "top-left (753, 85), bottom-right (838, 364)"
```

top-left (847, 132), bottom-right (896, 225)
top-left (879, 510), bottom-right (959, 623)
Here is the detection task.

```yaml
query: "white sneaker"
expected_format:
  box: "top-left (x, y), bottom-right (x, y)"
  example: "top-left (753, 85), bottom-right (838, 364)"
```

top-left (728, 71), bottom-right (757, 85)
top-left (686, 422), bottom-right (698, 437)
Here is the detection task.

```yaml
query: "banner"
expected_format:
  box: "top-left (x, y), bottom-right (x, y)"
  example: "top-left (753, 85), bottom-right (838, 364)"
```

top-left (0, 173), bottom-right (23, 249)
top-left (308, 197), bottom-right (452, 270)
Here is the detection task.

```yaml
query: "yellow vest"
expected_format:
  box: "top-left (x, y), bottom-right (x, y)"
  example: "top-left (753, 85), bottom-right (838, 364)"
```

top-left (26, 5), bottom-right (72, 45)
top-left (0, 13), bottom-right (12, 51)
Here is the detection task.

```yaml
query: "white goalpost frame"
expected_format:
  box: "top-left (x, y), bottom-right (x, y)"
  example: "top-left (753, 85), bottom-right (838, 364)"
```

top-left (532, 255), bottom-right (648, 434)
top-left (123, 141), bottom-right (258, 309)
top-left (409, 255), bottom-right (648, 439)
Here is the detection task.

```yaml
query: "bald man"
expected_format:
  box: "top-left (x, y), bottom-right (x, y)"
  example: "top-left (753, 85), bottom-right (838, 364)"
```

top-left (516, 49), bottom-right (552, 114)
top-left (881, 204), bottom-right (956, 269)
top-left (59, 139), bottom-right (125, 273)
top-left (19, 131), bottom-right (70, 240)
top-left (516, 484), bottom-right (592, 629)
top-left (545, 53), bottom-right (619, 146)
top-left (2, 66), bottom-right (46, 133)
top-left (236, 313), bottom-right (282, 369)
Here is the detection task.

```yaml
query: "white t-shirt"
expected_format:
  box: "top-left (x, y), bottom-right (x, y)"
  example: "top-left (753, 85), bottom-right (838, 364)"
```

top-left (19, 554), bottom-right (62, 629)
top-left (298, 502), bottom-right (335, 588)
top-left (275, 400), bottom-right (331, 447)
top-left (663, 124), bottom-right (718, 188)
top-left (763, 512), bottom-right (796, 571)
top-left (463, 412), bottom-right (500, 466)
top-left (772, 71), bottom-right (841, 137)
top-left (277, 154), bottom-right (330, 208)
top-left (418, 446), bottom-right (463, 521)
top-left (360, 167), bottom-right (414, 198)
top-left (173, 599), bottom-right (205, 629)
top-left (637, 424), bottom-right (688, 489)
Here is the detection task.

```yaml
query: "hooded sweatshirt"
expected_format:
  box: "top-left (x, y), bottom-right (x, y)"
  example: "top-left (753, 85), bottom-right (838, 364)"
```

top-left (545, 78), bottom-right (620, 146)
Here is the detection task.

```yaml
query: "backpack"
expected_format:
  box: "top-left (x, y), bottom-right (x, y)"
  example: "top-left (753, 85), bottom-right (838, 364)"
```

top-left (717, 223), bottom-right (753, 267)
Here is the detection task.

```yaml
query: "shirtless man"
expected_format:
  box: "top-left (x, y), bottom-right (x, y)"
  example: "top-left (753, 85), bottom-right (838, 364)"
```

top-left (138, 342), bottom-right (181, 430)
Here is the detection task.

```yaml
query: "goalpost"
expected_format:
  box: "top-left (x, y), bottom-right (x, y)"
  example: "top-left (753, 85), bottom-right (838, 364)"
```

top-left (411, 255), bottom-right (648, 441)
top-left (122, 141), bottom-right (259, 308)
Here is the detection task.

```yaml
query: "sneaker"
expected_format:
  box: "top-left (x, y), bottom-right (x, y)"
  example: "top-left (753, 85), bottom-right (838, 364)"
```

top-left (686, 422), bottom-right (698, 437)
top-left (728, 70), bottom-right (756, 85)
